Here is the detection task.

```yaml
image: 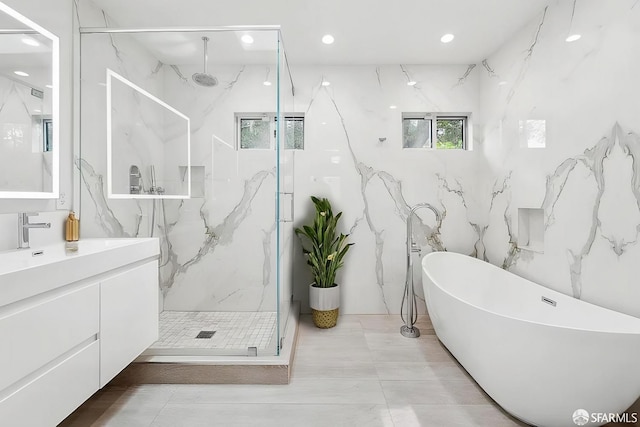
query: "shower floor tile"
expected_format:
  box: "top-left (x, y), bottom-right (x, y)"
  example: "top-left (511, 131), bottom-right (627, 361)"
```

top-left (149, 311), bottom-right (277, 350)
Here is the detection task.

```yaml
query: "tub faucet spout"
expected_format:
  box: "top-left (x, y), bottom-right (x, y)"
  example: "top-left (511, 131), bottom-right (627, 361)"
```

top-left (18, 212), bottom-right (51, 249)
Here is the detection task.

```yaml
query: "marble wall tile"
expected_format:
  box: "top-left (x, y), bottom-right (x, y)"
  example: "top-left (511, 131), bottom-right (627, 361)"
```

top-left (76, 0), bottom-right (640, 320)
top-left (480, 0), bottom-right (640, 317)
top-left (290, 64), bottom-right (484, 314)
top-left (77, 0), bottom-right (486, 315)
top-left (77, 0), bottom-right (282, 313)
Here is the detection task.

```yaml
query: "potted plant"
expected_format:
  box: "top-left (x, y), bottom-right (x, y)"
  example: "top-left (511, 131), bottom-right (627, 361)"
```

top-left (295, 196), bottom-right (353, 328)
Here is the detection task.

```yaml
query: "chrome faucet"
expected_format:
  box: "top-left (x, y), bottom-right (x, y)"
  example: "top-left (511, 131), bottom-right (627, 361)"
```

top-left (401, 203), bottom-right (442, 339)
top-left (407, 203), bottom-right (442, 255)
top-left (18, 213), bottom-right (51, 249)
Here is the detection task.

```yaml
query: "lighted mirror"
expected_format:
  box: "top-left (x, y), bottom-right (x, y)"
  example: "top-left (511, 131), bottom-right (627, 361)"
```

top-left (107, 69), bottom-right (191, 199)
top-left (0, 1), bottom-right (59, 198)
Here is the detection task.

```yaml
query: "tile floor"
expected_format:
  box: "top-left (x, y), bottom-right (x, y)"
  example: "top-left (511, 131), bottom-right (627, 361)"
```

top-left (149, 311), bottom-right (277, 351)
top-left (61, 314), bottom-right (528, 426)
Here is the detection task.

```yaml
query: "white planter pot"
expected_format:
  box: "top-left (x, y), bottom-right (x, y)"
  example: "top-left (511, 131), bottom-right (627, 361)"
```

top-left (309, 284), bottom-right (340, 311)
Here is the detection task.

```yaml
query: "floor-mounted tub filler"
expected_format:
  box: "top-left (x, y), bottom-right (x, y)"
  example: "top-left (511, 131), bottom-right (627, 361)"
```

top-left (422, 251), bottom-right (640, 427)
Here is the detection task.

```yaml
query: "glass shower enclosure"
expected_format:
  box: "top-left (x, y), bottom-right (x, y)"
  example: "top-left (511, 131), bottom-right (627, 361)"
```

top-left (77, 26), bottom-right (294, 357)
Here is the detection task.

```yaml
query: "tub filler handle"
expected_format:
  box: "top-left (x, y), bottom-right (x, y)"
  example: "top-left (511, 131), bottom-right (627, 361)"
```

top-left (541, 296), bottom-right (557, 307)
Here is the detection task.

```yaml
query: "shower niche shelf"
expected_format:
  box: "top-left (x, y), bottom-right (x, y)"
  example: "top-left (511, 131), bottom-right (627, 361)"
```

top-left (180, 165), bottom-right (205, 198)
top-left (518, 208), bottom-right (544, 253)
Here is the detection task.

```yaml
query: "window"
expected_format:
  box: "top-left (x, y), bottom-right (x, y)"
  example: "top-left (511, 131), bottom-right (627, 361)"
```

top-left (42, 118), bottom-right (53, 152)
top-left (403, 115), bottom-right (431, 148)
top-left (236, 113), bottom-right (304, 150)
top-left (284, 116), bottom-right (304, 150)
top-left (239, 117), bottom-right (271, 149)
top-left (518, 119), bottom-right (546, 148)
top-left (402, 113), bottom-right (469, 150)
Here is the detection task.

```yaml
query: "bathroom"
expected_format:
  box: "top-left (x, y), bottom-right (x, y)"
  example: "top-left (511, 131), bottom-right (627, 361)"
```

top-left (0, 0), bottom-right (639, 426)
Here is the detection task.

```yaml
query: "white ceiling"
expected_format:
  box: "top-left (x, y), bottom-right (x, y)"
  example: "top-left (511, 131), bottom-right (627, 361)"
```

top-left (0, 13), bottom-right (55, 90)
top-left (90, 0), bottom-right (549, 65)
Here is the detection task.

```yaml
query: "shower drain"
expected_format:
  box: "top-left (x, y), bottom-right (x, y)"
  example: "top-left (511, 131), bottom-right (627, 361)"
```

top-left (195, 330), bottom-right (216, 339)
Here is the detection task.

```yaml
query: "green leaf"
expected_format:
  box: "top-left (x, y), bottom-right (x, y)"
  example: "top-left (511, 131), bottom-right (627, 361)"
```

top-left (295, 196), bottom-right (354, 288)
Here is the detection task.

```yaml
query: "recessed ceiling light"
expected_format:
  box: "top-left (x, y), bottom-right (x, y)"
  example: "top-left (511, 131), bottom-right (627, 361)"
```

top-left (46, 84), bottom-right (53, 89)
top-left (389, 105), bottom-right (397, 109)
top-left (241, 34), bottom-right (254, 44)
top-left (21, 37), bottom-right (39, 47)
top-left (263, 81), bottom-right (272, 86)
top-left (498, 81), bottom-right (508, 86)
top-left (407, 81), bottom-right (417, 86)
top-left (33, 109), bottom-right (41, 113)
top-left (440, 33), bottom-right (455, 43)
top-left (322, 34), bottom-right (334, 45)
top-left (321, 81), bottom-right (331, 86)
top-left (14, 71), bottom-right (29, 77)
top-left (321, 122), bottom-right (327, 125)
top-left (565, 34), bottom-right (581, 42)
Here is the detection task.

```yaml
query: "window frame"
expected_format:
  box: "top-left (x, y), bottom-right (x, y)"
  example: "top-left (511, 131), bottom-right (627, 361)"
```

top-left (42, 117), bottom-right (53, 152)
top-left (280, 114), bottom-right (305, 150)
top-left (235, 112), bottom-right (305, 150)
top-left (236, 113), bottom-right (274, 150)
top-left (402, 112), bottom-right (470, 150)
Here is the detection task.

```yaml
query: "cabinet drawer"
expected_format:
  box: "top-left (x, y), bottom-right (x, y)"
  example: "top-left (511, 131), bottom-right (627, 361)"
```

top-left (0, 283), bottom-right (99, 392)
top-left (0, 340), bottom-right (99, 427)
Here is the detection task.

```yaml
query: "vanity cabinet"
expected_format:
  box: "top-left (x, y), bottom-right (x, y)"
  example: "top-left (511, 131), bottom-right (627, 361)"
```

top-left (0, 283), bottom-right (100, 426)
top-left (0, 238), bottom-right (159, 427)
top-left (100, 261), bottom-right (158, 387)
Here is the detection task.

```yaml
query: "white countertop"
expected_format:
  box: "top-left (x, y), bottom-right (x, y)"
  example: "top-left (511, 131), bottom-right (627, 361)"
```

top-left (0, 238), bottom-right (159, 308)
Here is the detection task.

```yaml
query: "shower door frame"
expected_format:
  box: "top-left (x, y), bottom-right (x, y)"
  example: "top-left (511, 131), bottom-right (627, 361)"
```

top-left (76, 25), bottom-right (294, 358)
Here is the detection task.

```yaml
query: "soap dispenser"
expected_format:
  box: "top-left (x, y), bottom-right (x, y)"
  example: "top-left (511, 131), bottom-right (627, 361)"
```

top-left (65, 211), bottom-right (79, 252)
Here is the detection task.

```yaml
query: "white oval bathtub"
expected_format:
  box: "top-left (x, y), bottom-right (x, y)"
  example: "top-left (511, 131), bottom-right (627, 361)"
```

top-left (422, 251), bottom-right (640, 427)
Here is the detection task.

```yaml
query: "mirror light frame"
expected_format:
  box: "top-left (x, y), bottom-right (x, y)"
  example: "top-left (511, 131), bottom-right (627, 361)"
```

top-left (106, 68), bottom-right (191, 200)
top-left (0, 1), bottom-right (59, 199)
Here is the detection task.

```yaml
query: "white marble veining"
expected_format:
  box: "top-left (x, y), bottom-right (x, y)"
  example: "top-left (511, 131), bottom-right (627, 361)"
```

top-left (78, 0), bottom-right (283, 315)
top-left (481, 0), bottom-right (640, 317)
top-left (77, 0), bottom-right (486, 315)
top-left (76, 0), bottom-right (640, 321)
top-left (292, 64), bottom-right (482, 314)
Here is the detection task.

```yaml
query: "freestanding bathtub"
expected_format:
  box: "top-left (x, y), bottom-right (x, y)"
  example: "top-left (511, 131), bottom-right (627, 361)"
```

top-left (421, 251), bottom-right (640, 427)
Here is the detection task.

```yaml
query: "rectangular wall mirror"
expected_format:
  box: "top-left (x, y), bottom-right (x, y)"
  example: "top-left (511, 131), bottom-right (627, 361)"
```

top-left (0, 1), bottom-right (59, 198)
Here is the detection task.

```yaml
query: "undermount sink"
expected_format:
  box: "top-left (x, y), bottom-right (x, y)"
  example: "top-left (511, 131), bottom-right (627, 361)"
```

top-left (0, 238), bottom-right (159, 307)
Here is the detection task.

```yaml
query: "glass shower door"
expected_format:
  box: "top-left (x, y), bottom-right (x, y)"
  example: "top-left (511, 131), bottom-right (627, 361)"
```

top-left (78, 25), bottom-right (288, 357)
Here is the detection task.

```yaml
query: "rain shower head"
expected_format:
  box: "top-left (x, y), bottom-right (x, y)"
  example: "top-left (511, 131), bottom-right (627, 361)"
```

top-left (192, 36), bottom-right (218, 87)
top-left (193, 72), bottom-right (218, 87)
